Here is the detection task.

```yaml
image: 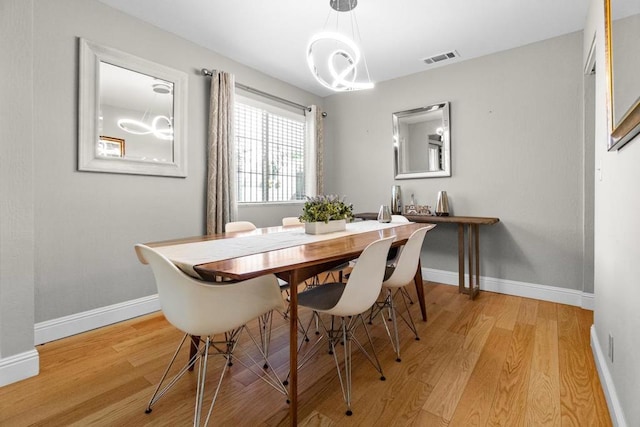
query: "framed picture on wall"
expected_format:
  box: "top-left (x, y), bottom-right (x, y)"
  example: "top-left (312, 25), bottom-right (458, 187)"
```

top-left (605, 0), bottom-right (640, 150)
top-left (98, 136), bottom-right (125, 158)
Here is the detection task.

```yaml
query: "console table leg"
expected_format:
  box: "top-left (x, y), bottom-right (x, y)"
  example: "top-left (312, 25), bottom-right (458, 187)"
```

top-left (468, 224), bottom-right (474, 296)
top-left (473, 224), bottom-right (480, 299)
top-left (458, 223), bottom-right (465, 294)
top-left (459, 223), bottom-right (480, 300)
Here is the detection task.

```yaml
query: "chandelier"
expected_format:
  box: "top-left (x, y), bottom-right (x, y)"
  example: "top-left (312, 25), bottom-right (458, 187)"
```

top-left (307, 0), bottom-right (374, 92)
top-left (117, 80), bottom-right (174, 140)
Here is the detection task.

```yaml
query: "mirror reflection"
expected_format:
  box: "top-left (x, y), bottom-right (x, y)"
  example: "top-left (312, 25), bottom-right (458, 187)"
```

top-left (99, 62), bottom-right (174, 163)
top-left (611, 0), bottom-right (640, 127)
top-left (393, 102), bottom-right (450, 179)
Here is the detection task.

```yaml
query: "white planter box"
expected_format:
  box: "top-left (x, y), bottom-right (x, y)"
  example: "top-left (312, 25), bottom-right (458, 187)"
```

top-left (304, 219), bottom-right (346, 235)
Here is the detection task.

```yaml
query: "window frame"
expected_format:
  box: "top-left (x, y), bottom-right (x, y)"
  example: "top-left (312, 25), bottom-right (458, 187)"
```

top-left (234, 95), bottom-right (314, 205)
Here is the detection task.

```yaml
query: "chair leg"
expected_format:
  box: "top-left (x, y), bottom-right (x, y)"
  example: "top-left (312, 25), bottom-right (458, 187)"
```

top-left (258, 311), bottom-right (273, 368)
top-left (148, 324), bottom-right (288, 425)
top-left (202, 338), bottom-right (233, 426)
top-left (388, 290), bottom-right (402, 361)
top-left (320, 315), bottom-right (385, 416)
top-left (396, 288), bottom-right (420, 342)
top-left (342, 318), bottom-right (353, 416)
top-left (371, 287), bottom-right (420, 363)
top-left (204, 326), bottom-right (288, 424)
top-left (280, 289), bottom-right (291, 319)
top-left (194, 337), bottom-right (211, 426)
top-left (400, 286), bottom-right (414, 304)
top-left (371, 290), bottom-right (399, 359)
top-left (282, 312), bottom-right (328, 386)
top-left (145, 333), bottom-right (201, 414)
top-left (351, 315), bottom-right (385, 381)
top-left (289, 313), bottom-right (385, 415)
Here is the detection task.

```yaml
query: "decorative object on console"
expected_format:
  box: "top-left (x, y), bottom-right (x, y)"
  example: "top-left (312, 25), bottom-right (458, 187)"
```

top-left (307, 0), bottom-right (374, 92)
top-left (404, 193), bottom-right (432, 215)
top-left (377, 205), bottom-right (392, 223)
top-left (405, 205), bottom-right (432, 215)
top-left (300, 195), bottom-right (354, 234)
top-left (391, 185), bottom-right (402, 214)
top-left (435, 191), bottom-right (450, 216)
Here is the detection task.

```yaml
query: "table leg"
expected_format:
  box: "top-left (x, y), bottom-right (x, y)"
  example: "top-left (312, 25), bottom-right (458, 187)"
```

top-left (413, 259), bottom-right (427, 321)
top-left (287, 271), bottom-right (299, 426)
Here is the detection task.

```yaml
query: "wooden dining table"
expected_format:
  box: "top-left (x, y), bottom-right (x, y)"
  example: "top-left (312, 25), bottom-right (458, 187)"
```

top-left (148, 220), bottom-right (435, 425)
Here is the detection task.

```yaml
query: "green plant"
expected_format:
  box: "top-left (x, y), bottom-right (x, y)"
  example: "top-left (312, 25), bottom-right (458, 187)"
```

top-left (299, 195), bottom-right (354, 223)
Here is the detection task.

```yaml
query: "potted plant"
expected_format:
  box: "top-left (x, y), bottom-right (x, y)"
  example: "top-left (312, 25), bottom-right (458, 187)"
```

top-left (299, 195), bottom-right (354, 235)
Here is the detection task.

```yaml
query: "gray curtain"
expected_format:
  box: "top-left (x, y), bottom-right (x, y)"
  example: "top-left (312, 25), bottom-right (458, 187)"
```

top-left (206, 70), bottom-right (237, 234)
top-left (315, 106), bottom-right (324, 195)
top-left (305, 105), bottom-right (324, 196)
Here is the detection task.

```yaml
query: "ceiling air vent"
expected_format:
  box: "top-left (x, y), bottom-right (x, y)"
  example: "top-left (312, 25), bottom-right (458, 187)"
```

top-left (422, 50), bottom-right (460, 65)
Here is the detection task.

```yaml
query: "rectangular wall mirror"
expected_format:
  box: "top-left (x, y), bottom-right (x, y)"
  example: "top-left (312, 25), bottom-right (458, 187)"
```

top-left (393, 102), bottom-right (450, 179)
top-left (78, 38), bottom-right (188, 177)
top-left (606, 0), bottom-right (640, 150)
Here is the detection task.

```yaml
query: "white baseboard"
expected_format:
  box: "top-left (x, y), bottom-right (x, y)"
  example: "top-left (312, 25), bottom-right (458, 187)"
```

top-left (31, 269), bottom-right (593, 347)
top-left (0, 349), bottom-right (39, 387)
top-left (591, 325), bottom-right (627, 427)
top-left (15, 268), bottom-right (596, 387)
top-left (34, 294), bottom-right (160, 345)
top-left (423, 268), bottom-right (595, 309)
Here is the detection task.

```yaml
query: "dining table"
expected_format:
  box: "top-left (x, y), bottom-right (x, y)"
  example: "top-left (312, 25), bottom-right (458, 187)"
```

top-left (147, 220), bottom-right (435, 425)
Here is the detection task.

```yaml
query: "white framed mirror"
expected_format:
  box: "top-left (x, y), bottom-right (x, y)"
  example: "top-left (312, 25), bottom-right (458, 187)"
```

top-left (393, 102), bottom-right (450, 179)
top-left (605, 0), bottom-right (640, 150)
top-left (78, 38), bottom-right (188, 177)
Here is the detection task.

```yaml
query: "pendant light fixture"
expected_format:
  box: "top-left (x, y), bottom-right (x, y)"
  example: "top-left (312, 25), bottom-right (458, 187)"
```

top-left (117, 80), bottom-right (174, 141)
top-left (307, 0), bottom-right (374, 92)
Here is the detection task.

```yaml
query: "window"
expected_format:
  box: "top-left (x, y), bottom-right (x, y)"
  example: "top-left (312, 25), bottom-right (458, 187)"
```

top-left (235, 98), bottom-right (311, 203)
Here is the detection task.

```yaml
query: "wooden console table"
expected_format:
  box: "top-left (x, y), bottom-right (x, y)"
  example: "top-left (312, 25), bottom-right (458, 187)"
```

top-left (355, 213), bottom-right (499, 299)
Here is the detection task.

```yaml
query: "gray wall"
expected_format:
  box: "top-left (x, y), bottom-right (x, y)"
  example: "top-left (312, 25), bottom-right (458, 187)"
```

top-left (24, 0), bottom-right (321, 326)
top-left (1, 0), bottom-right (320, 368)
top-left (324, 32), bottom-right (588, 292)
top-left (590, 0), bottom-right (640, 424)
top-left (0, 0), bottom-right (36, 359)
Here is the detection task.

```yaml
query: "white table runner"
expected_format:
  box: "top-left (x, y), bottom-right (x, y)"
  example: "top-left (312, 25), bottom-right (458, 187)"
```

top-left (154, 220), bottom-right (408, 277)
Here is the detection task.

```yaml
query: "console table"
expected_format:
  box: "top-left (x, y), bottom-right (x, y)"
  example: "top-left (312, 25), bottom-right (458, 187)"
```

top-left (355, 213), bottom-right (500, 299)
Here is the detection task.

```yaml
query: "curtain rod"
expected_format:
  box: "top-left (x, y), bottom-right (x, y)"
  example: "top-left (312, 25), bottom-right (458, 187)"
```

top-left (201, 68), bottom-right (313, 113)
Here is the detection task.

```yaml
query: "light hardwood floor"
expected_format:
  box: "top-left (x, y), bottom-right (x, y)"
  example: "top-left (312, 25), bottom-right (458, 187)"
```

top-left (0, 283), bottom-right (611, 426)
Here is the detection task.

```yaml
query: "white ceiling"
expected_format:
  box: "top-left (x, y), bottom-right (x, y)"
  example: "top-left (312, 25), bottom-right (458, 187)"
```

top-left (97, 0), bottom-right (592, 97)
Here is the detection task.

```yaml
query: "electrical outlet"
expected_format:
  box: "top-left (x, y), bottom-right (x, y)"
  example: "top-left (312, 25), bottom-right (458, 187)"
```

top-left (608, 334), bottom-right (614, 363)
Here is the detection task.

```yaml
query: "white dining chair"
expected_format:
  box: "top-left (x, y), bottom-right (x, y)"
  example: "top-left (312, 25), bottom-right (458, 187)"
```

top-left (294, 236), bottom-right (395, 416)
top-left (349, 214), bottom-right (410, 275)
top-left (135, 244), bottom-right (288, 426)
top-left (282, 216), bottom-right (303, 226)
top-left (391, 214), bottom-right (410, 223)
top-left (225, 221), bottom-right (257, 232)
top-left (386, 214), bottom-right (414, 303)
top-left (370, 226), bottom-right (430, 362)
top-left (224, 220), bottom-right (293, 338)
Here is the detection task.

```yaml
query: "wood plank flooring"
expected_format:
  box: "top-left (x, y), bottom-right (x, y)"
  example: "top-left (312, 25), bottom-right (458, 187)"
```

top-left (0, 283), bottom-right (611, 426)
